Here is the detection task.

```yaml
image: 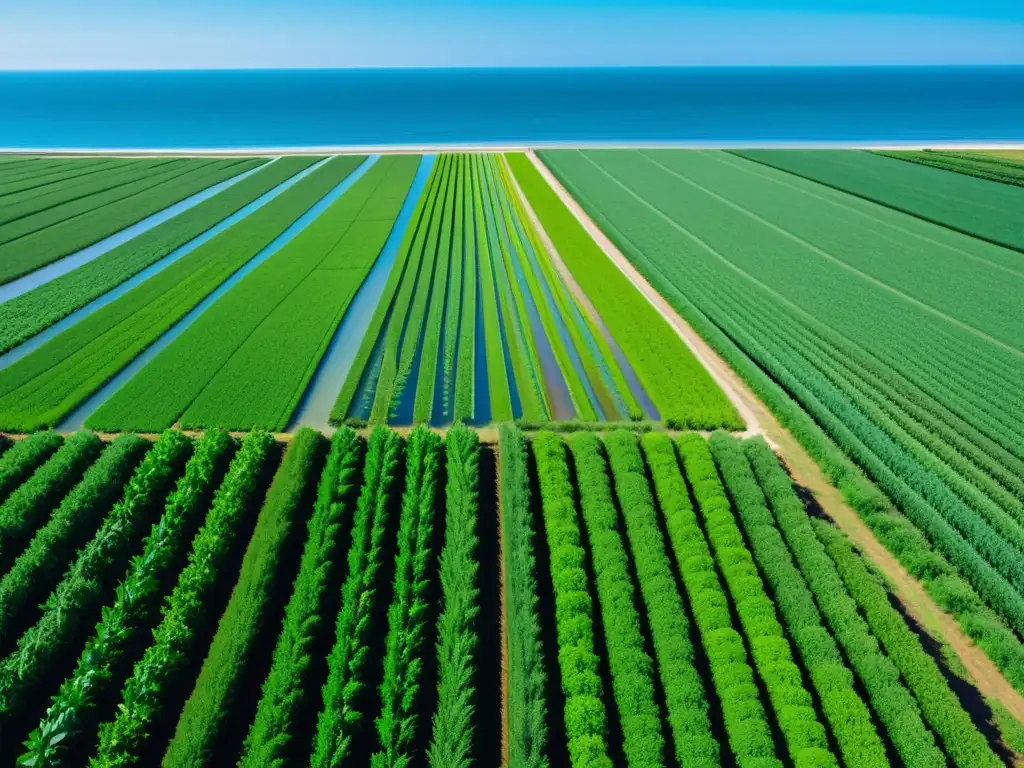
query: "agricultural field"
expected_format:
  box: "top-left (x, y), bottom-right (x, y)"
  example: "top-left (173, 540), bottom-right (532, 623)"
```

top-left (871, 149), bottom-right (1024, 187)
top-left (0, 424), bottom-right (1014, 768)
top-left (537, 147), bottom-right (1024, 702)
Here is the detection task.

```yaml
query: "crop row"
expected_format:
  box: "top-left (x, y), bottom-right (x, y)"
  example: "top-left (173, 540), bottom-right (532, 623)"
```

top-left (0, 158), bottom-right (128, 200)
top-left (0, 156), bottom-right (355, 431)
top-left (87, 155), bottom-right (418, 432)
top-left (0, 158), bottom-right (256, 285)
top-left (0, 156), bottom-right (307, 356)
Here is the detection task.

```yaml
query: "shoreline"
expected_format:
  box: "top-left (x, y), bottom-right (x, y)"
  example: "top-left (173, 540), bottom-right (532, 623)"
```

top-left (3, 141), bottom-right (1024, 157)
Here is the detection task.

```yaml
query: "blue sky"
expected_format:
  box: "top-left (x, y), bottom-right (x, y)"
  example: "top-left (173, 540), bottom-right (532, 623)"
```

top-left (3, 0), bottom-right (1024, 69)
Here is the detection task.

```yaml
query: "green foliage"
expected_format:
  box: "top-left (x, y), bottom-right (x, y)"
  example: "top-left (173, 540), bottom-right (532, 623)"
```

top-left (0, 435), bottom-right (147, 647)
top-left (90, 156), bottom-right (416, 432)
top-left (740, 437), bottom-right (946, 766)
top-left (531, 431), bottom-right (612, 768)
top-left (372, 427), bottom-right (443, 766)
top-left (639, 433), bottom-right (780, 767)
top-left (677, 433), bottom-right (835, 767)
top-left (602, 431), bottom-right (718, 765)
top-left (539, 147), bottom-right (1024, 695)
top-left (875, 150), bottom-right (1024, 187)
top-left (18, 428), bottom-right (236, 767)
top-left (498, 425), bottom-right (549, 768)
top-left (811, 512), bottom-right (1004, 768)
top-left (158, 429), bottom-right (317, 768)
top-left (428, 424), bottom-right (481, 767)
top-left (312, 427), bottom-right (404, 768)
top-left (0, 159), bottom-right (251, 285)
top-left (508, 152), bottom-right (740, 429)
top-left (0, 431), bottom-right (102, 571)
top-left (443, 159), bottom-right (470, 420)
top-left (452, 165), bottom-right (477, 422)
top-left (240, 428), bottom-right (365, 768)
top-left (0, 157), bottom-right (300, 356)
top-left (566, 432), bottom-right (663, 766)
top-left (0, 156), bottom-right (348, 432)
top-left (708, 433), bottom-right (887, 767)
top-left (0, 431), bottom-right (64, 505)
top-left (0, 430), bottom-right (190, 720)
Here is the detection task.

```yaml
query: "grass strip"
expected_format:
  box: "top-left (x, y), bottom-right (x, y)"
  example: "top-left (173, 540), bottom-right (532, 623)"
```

top-left (0, 157), bottom-right (352, 431)
top-left (0, 157), bottom-right (306, 356)
top-left (0, 431), bottom-right (102, 571)
top-left (566, 432), bottom-right (664, 766)
top-left (709, 433), bottom-right (889, 767)
top-left (239, 428), bottom-right (365, 768)
top-left (312, 427), bottom-right (404, 768)
top-left (603, 431), bottom-right (719, 765)
top-left (0, 436), bottom-right (147, 650)
top-left (440, 155), bottom-right (467, 419)
top-left (452, 160), bottom-right (477, 421)
top-left (372, 427), bottom-right (443, 765)
top-left (531, 431), bottom-right (612, 768)
top-left (0, 431), bottom-right (191, 723)
top-left (428, 424), bottom-right (481, 766)
top-left (160, 429), bottom-right (321, 768)
top-left (498, 425), bottom-right (549, 768)
top-left (20, 428), bottom-right (236, 767)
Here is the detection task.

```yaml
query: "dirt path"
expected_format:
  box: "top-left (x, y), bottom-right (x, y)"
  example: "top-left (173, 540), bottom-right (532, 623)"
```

top-left (523, 150), bottom-right (1024, 727)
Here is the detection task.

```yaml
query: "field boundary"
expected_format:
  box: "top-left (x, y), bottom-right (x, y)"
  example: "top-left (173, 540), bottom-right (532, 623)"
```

top-left (524, 150), bottom-right (1024, 726)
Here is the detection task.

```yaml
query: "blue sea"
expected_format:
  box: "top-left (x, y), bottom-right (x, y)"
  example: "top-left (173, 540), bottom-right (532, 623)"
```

top-left (2, 67), bottom-right (1023, 149)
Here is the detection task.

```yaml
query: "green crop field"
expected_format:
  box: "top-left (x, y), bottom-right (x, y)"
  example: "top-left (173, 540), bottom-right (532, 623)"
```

top-left (539, 147), bottom-right (1024, 698)
top-left (0, 425), bottom-right (1011, 768)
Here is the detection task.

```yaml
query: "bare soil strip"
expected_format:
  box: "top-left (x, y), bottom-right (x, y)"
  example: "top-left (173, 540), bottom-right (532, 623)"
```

top-left (524, 150), bottom-right (1024, 726)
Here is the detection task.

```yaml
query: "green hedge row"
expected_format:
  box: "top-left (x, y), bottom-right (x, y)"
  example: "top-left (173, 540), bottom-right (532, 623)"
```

top-left (737, 437), bottom-right (945, 766)
top-left (240, 428), bottom-right (365, 768)
top-left (158, 429), bottom-right (312, 768)
top-left (604, 431), bottom-right (718, 766)
top-left (531, 432), bottom-right (612, 768)
top-left (677, 433), bottom-right (834, 767)
top-left (708, 433), bottom-right (887, 767)
top-left (313, 427), bottom-right (404, 768)
top-left (373, 427), bottom-right (443, 765)
top-left (0, 435), bottom-right (147, 648)
top-left (498, 425), bottom-right (549, 768)
top-left (0, 431), bottom-right (102, 571)
top-left (640, 432), bottom-right (780, 767)
top-left (566, 432), bottom-right (663, 767)
top-left (0, 430), bottom-right (189, 720)
top-left (0, 431), bottom-right (64, 506)
top-left (812, 515), bottom-right (1003, 768)
top-left (20, 428), bottom-right (236, 766)
top-left (428, 425), bottom-right (481, 766)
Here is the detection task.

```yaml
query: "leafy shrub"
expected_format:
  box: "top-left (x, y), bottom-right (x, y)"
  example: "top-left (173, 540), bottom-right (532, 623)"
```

top-left (0, 431), bottom-right (64, 506)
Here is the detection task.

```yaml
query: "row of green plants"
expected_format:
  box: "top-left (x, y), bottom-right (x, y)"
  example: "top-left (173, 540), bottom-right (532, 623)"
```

top-left (0, 156), bottom-right (129, 198)
top-left (441, 157), bottom-right (468, 421)
top-left (708, 433), bottom-right (890, 766)
top-left (539, 147), bottom-right (1024, 697)
top-left (0, 157), bottom-right (355, 432)
top-left (451, 160), bottom-right (477, 422)
top-left (312, 427), bottom-right (404, 767)
top-left (18, 428), bottom-right (239, 767)
top-left (604, 431), bottom-right (718, 764)
top-left (95, 156), bottom-right (417, 432)
top-left (878, 149), bottom-right (1024, 188)
top-left (566, 432), bottom-right (663, 766)
top-left (677, 433), bottom-right (835, 766)
top-left (428, 424), bottom-right (481, 765)
top-left (240, 428), bottom-right (365, 767)
top-left (157, 429), bottom-right (312, 768)
top-left (0, 156), bottom-right (296, 356)
top-left (0, 430), bottom-right (64, 504)
top-left (0, 159), bottom-right (249, 286)
top-left (531, 431), bottom-right (612, 768)
top-left (0, 431), bottom-right (103, 571)
top-left (498, 424), bottom-right (550, 767)
top-left (640, 433), bottom-right (780, 766)
top-left (0, 436), bottom-right (147, 648)
top-left (0, 431), bottom-right (191, 726)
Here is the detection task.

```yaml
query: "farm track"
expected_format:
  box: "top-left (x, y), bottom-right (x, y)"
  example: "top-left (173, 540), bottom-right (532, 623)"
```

top-left (524, 150), bottom-right (1024, 727)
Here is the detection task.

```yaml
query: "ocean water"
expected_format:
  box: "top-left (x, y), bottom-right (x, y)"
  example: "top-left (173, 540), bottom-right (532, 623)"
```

top-left (1, 67), bottom-right (1023, 149)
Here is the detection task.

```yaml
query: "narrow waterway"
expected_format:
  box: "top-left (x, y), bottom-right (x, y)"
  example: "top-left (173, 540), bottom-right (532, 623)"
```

top-left (288, 154), bottom-right (435, 432)
top-left (57, 155), bottom-right (378, 430)
top-left (0, 158), bottom-right (324, 372)
top-left (0, 159), bottom-right (271, 303)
